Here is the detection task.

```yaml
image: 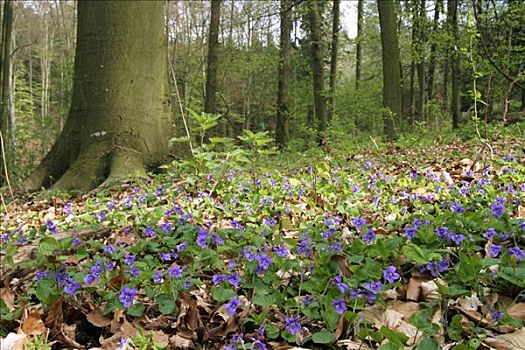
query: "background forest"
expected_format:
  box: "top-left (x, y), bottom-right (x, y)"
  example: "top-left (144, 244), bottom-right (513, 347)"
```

top-left (1, 0), bottom-right (524, 185)
top-left (1, 1), bottom-right (525, 350)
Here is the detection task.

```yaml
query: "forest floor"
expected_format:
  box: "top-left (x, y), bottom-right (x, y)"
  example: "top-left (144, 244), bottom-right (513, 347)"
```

top-left (1, 122), bottom-right (525, 350)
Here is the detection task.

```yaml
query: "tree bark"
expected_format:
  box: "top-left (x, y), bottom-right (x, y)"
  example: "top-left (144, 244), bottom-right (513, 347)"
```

top-left (204, 0), bottom-right (221, 115)
top-left (449, 0), bottom-right (461, 129)
top-left (355, 0), bottom-right (363, 90)
top-left (416, 0), bottom-right (426, 122)
top-left (378, 0), bottom-right (402, 140)
top-left (0, 0), bottom-right (14, 185)
top-left (275, 0), bottom-right (292, 149)
top-left (408, 0), bottom-right (418, 124)
top-left (307, 0), bottom-right (327, 143)
top-left (328, 0), bottom-right (340, 122)
top-left (427, 0), bottom-right (441, 101)
top-left (23, 1), bottom-right (172, 191)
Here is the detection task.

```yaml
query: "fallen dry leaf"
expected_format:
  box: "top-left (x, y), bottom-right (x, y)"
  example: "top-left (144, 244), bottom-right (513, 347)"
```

top-left (99, 318), bottom-right (136, 350)
top-left (406, 273), bottom-right (431, 301)
top-left (0, 286), bottom-right (15, 312)
top-left (507, 303), bottom-right (525, 321)
top-left (331, 254), bottom-right (351, 277)
top-left (484, 327), bottom-right (525, 350)
top-left (170, 333), bottom-right (195, 349)
top-left (458, 293), bottom-right (483, 311)
top-left (517, 205), bottom-right (525, 218)
top-left (421, 279), bottom-right (441, 301)
top-left (337, 339), bottom-right (373, 350)
top-left (86, 307), bottom-right (112, 328)
top-left (57, 323), bottom-right (84, 349)
top-left (151, 330), bottom-right (170, 347)
top-left (359, 304), bottom-right (420, 344)
top-left (0, 333), bottom-right (28, 350)
top-left (45, 298), bottom-right (63, 329)
top-left (20, 309), bottom-right (46, 336)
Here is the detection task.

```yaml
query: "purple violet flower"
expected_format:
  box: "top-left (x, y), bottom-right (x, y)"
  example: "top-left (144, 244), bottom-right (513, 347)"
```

top-left (332, 298), bottom-right (347, 315)
top-left (225, 295), bottom-right (240, 316)
top-left (119, 286), bottom-right (137, 308)
top-left (488, 244), bottom-right (502, 258)
top-left (285, 316), bottom-right (302, 335)
top-left (362, 227), bottom-right (376, 245)
top-left (382, 266), bottom-right (400, 283)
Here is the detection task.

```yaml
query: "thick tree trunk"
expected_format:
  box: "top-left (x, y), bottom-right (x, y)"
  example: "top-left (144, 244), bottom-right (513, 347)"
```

top-left (378, 0), bottom-right (402, 140)
top-left (328, 0), bottom-right (340, 122)
top-left (204, 0), bottom-right (221, 115)
top-left (355, 0), bottom-right (363, 90)
top-left (23, 1), bottom-right (172, 191)
top-left (307, 0), bottom-right (327, 143)
top-left (275, 0), bottom-right (292, 149)
top-left (0, 0), bottom-right (14, 186)
top-left (449, 0), bottom-right (461, 129)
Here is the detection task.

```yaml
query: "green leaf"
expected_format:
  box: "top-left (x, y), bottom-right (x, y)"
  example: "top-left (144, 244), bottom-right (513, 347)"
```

top-left (212, 287), bottom-right (235, 302)
top-left (402, 243), bottom-right (428, 264)
top-left (128, 303), bottom-right (145, 317)
top-left (253, 293), bottom-right (276, 306)
top-left (157, 294), bottom-right (176, 315)
top-left (377, 343), bottom-right (401, 350)
top-left (419, 337), bottom-right (440, 350)
top-left (38, 237), bottom-right (59, 256)
top-left (312, 331), bottom-right (336, 344)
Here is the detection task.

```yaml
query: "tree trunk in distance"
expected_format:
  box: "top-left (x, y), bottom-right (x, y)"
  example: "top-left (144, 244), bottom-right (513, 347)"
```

top-left (276, 0), bottom-right (292, 149)
top-left (416, 0), bottom-right (426, 122)
top-left (204, 0), bottom-right (221, 115)
top-left (449, 0), bottom-right (460, 129)
top-left (307, 0), bottom-right (327, 143)
top-left (427, 0), bottom-right (441, 101)
top-left (0, 0), bottom-right (14, 186)
top-left (409, 0), bottom-right (418, 124)
top-left (356, 0), bottom-right (363, 90)
top-left (23, 1), bottom-right (172, 191)
top-left (328, 0), bottom-right (340, 122)
top-left (378, 0), bottom-right (402, 141)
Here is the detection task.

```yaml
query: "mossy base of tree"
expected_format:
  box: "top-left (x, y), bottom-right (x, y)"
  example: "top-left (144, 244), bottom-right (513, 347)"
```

top-left (21, 141), bottom-right (150, 192)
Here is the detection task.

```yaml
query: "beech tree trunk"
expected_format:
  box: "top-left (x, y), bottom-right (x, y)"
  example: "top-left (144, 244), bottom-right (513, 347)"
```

top-left (427, 0), bottom-right (441, 101)
top-left (408, 0), bottom-right (418, 124)
top-left (275, 0), bottom-right (292, 149)
top-left (0, 0), bottom-right (14, 185)
top-left (307, 0), bottom-right (327, 142)
top-left (23, 1), bottom-right (172, 191)
top-left (355, 0), bottom-right (363, 90)
top-left (204, 0), bottom-right (221, 115)
top-left (328, 0), bottom-right (340, 122)
top-left (378, 0), bottom-right (402, 140)
top-left (416, 0), bottom-right (426, 122)
top-left (449, 0), bottom-right (461, 129)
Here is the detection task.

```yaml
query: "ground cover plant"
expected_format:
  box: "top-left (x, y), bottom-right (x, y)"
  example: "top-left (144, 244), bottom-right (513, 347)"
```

top-left (1, 123), bottom-right (525, 350)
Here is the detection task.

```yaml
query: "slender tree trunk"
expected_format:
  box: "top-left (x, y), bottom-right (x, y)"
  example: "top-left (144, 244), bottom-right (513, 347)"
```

top-left (23, 1), bottom-right (172, 191)
top-left (355, 0), bottom-right (363, 90)
top-left (1, 0), bottom-right (14, 185)
top-left (449, 0), bottom-right (461, 129)
top-left (427, 0), bottom-right (441, 101)
top-left (377, 0), bottom-right (402, 140)
top-left (328, 0), bottom-right (340, 122)
top-left (307, 0), bottom-right (327, 143)
top-left (416, 0), bottom-right (426, 122)
top-left (409, 0), bottom-right (418, 124)
top-left (276, 0), bottom-right (292, 149)
top-left (204, 0), bottom-right (221, 115)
